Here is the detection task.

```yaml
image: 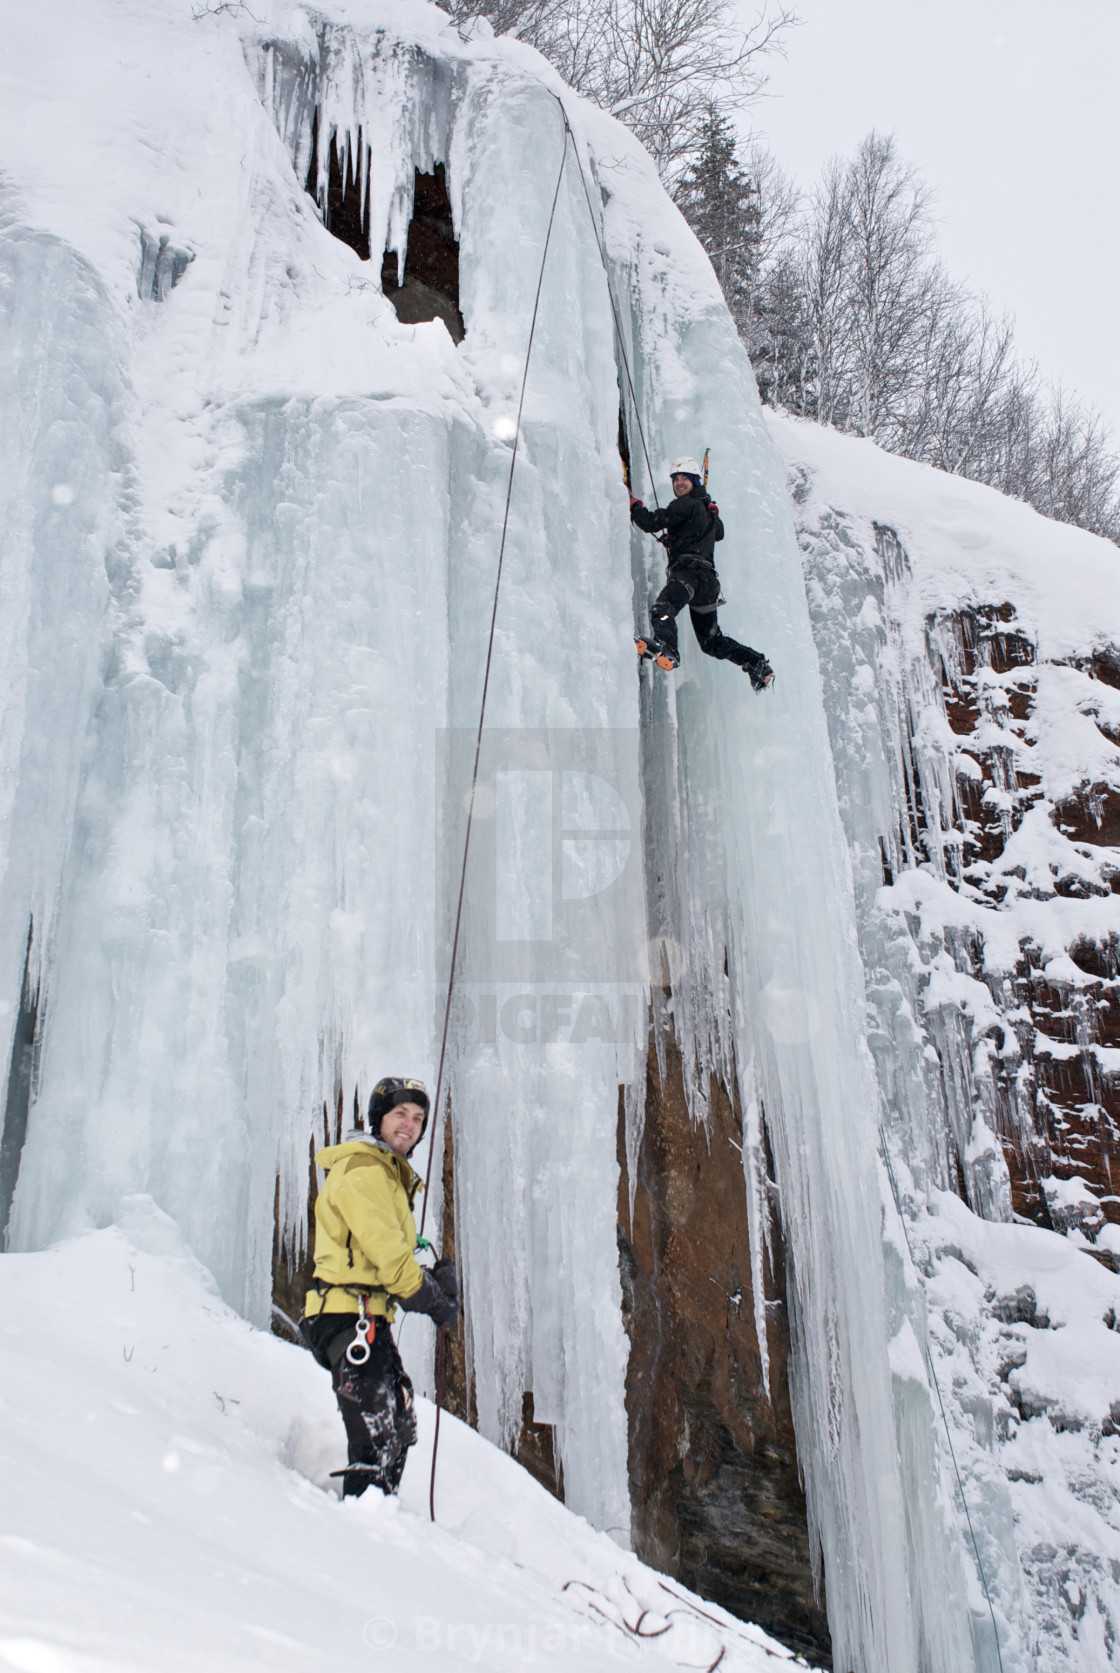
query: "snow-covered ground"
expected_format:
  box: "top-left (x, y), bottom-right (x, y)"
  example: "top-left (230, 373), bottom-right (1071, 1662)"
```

top-left (0, 1207), bottom-right (804, 1673)
top-left (767, 411), bottom-right (1119, 655)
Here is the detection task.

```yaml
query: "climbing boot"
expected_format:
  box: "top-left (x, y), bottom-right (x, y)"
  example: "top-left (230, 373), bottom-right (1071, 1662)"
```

top-left (742, 651), bottom-right (774, 692)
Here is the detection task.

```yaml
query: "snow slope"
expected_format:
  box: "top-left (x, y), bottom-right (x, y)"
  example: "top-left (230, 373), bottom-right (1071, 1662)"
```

top-left (0, 1210), bottom-right (803, 1673)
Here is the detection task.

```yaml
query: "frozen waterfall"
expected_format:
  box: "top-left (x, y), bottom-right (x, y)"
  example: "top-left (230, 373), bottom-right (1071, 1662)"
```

top-left (0, 1), bottom-right (1016, 1667)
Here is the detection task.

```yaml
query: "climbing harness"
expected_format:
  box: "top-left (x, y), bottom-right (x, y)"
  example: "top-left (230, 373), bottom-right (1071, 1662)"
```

top-left (878, 1127), bottom-right (1006, 1673)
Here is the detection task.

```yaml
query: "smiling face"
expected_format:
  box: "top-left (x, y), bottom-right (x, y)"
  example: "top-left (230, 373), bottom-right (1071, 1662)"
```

top-left (671, 473), bottom-right (693, 498)
top-left (379, 1100), bottom-right (426, 1157)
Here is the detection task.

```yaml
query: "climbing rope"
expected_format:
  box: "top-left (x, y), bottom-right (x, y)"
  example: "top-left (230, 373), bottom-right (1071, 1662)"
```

top-left (878, 1127), bottom-right (1007, 1673)
top-left (417, 102), bottom-right (572, 1521)
top-left (556, 96), bottom-right (660, 510)
top-left (417, 97), bottom-right (681, 1521)
top-left (419, 99), bottom-right (662, 1235)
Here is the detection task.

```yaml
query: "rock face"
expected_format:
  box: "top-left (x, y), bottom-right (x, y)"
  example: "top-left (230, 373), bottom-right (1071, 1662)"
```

top-left (783, 425), bottom-right (1120, 1260)
top-left (777, 415), bottom-right (1120, 1663)
top-left (619, 1036), bottom-right (832, 1668)
top-left (925, 607), bottom-right (1120, 1242)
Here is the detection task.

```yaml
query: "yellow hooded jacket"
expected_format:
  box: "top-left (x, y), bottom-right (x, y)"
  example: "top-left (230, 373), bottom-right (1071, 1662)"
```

top-left (304, 1137), bottom-right (425, 1318)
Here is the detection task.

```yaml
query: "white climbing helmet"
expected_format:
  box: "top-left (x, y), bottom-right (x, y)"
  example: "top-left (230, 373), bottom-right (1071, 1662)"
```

top-left (669, 456), bottom-right (702, 478)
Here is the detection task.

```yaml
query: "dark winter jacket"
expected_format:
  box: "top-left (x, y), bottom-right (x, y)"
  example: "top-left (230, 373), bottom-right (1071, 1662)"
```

top-left (630, 484), bottom-right (723, 565)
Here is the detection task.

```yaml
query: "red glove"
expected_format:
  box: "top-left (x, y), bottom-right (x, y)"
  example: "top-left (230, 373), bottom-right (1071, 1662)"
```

top-left (629, 493), bottom-right (641, 509)
top-left (709, 501), bottom-right (719, 517)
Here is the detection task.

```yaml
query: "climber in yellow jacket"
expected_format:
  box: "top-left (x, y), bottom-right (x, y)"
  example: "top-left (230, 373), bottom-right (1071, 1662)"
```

top-left (301, 1077), bottom-right (458, 1498)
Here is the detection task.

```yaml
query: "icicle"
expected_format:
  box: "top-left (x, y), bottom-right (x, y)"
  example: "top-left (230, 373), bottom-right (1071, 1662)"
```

top-left (739, 1071), bottom-right (772, 1400)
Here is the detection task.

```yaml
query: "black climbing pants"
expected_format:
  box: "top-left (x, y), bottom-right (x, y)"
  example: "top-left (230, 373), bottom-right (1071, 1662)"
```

top-left (652, 559), bottom-right (756, 666)
top-left (307, 1313), bottom-right (417, 1497)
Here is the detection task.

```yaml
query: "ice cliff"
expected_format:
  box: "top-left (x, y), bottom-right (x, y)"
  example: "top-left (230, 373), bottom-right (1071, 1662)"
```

top-left (2, 3), bottom-right (1119, 1671)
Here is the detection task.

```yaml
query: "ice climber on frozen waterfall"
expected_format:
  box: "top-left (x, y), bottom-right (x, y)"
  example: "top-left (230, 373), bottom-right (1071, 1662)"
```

top-left (300, 1077), bottom-right (458, 1498)
top-left (632, 457), bottom-right (774, 688)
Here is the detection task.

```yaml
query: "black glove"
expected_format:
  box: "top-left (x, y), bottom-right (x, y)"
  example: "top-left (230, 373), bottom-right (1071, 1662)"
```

top-left (397, 1270), bottom-right (458, 1330)
top-left (432, 1257), bottom-right (458, 1302)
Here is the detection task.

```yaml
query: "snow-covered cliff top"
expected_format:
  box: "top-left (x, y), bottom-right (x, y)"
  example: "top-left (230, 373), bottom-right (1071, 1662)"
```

top-left (768, 410), bottom-right (1120, 662)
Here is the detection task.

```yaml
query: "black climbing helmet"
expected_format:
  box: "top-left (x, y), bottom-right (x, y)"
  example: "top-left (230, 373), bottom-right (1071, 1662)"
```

top-left (368, 1076), bottom-right (430, 1143)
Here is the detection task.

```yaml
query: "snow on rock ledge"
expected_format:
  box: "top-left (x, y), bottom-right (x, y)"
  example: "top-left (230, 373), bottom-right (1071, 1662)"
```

top-left (772, 408), bottom-right (1120, 1667)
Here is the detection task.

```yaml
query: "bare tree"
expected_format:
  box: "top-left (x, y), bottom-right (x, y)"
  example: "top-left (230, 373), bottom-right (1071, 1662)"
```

top-left (981, 359), bottom-right (1043, 499)
top-left (799, 157), bottom-right (852, 429)
top-left (440, 0), bottom-right (798, 180)
top-left (737, 130), bottom-right (1120, 544)
top-left (1034, 386), bottom-right (1120, 537)
top-left (439, 0), bottom-right (564, 39)
top-left (839, 132), bottom-right (934, 440)
top-left (572, 0), bottom-right (796, 177)
top-left (938, 304), bottom-right (1014, 477)
top-left (732, 139), bottom-right (798, 347)
top-left (741, 141), bottom-right (799, 259)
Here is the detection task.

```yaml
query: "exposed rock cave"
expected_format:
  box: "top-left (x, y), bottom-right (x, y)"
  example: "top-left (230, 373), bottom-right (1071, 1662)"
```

top-left (304, 115), bottom-right (464, 342)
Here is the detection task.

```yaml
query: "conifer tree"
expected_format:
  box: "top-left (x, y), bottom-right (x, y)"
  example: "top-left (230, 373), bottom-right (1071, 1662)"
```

top-left (674, 107), bottom-right (760, 333)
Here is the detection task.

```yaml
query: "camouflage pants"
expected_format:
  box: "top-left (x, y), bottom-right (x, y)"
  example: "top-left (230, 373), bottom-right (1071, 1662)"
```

top-left (311, 1314), bottom-right (417, 1497)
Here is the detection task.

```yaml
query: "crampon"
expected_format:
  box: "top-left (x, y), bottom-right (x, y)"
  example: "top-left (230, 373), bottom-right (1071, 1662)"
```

top-left (635, 634), bottom-right (679, 671)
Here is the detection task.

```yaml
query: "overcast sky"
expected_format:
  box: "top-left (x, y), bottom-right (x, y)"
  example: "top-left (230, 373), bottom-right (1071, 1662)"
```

top-left (748, 0), bottom-right (1120, 433)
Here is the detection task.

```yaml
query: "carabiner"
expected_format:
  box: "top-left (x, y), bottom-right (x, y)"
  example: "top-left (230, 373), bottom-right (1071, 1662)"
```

top-left (346, 1304), bottom-right (375, 1366)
